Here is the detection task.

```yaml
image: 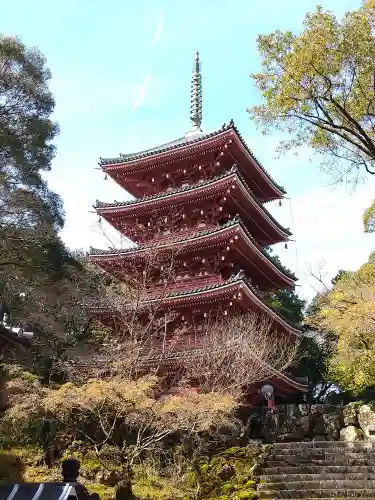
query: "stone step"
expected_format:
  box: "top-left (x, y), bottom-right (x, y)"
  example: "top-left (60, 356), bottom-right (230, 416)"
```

top-left (272, 447), bottom-right (375, 455)
top-left (258, 479), bottom-right (375, 491)
top-left (271, 449), bottom-right (375, 458)
top-left (258, 488), bottom-right (375, 498)
top-left (273, 441), bottom-right (374, 450)
top-left (270, 453), bottom-right (375, 462)
top-left (263, 465), bottom-right (375, 475)
top-left (267, 458), bottom-right (375, 467)
top-left (260, 472), bottom-right (375, 483)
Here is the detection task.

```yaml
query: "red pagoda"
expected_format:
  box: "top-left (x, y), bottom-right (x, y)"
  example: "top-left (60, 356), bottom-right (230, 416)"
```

top-left (90, 52), bottom-right (307, 402)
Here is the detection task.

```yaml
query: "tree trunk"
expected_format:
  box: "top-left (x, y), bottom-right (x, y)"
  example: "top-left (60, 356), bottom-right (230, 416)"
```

top-left (115, 481), bottom-right (133, 500)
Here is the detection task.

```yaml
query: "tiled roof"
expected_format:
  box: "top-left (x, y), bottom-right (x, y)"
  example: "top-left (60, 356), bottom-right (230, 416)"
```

top-left (92, 270), bottom-right (299, 333)
top-left (166, 270), bottom-right (244, 298)
top-left (157, 271), bottom-right (301, 333)
top-left (89, 215), bottom-right (297, 282)
top-left (94, 166), bottom-right (292, 237)
top-left (99, 120), bottom-right (286, 194)
top-left (87, 271), bottom-right (301, 333)
top-left (95, 167), bottom-right (234, 208)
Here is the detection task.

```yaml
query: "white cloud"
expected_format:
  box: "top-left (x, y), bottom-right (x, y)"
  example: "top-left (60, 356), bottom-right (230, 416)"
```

top-left (133, 73), bottom-right (151, 111)
top-left (132, 12), bottom-right (164, 111)
top-left (152, 13), bottom-right (164, 47)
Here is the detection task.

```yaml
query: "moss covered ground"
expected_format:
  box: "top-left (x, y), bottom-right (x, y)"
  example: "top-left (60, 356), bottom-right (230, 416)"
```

top-left (0, 444), bottom-right (265, 500)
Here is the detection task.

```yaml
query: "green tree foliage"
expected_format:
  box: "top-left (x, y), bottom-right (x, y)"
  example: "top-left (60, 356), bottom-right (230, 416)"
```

top-left (263, 250), bottom-right (335, 401)
top-left (363, 199), bottom-right (375, 232)
top-left (250, 1), bottom-right (375, 183)
top-left (309, 252), bottom-right (375, 393)
top-left (0, 36), bottom-right (103, 377)
top-left (249, 1), bottom-right (375, 229)
top-left (331, 269), bottom-right (348, 285)
top-left (369, 250), bottom-right (375, 264)
top-left (263, 249), bottom-right (305, 324)
top-left (0, 35), bottom-right (65, 293)
top-left (265, 287), bottom-right (305, 325)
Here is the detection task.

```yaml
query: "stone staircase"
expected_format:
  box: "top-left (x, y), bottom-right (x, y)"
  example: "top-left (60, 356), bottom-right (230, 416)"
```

top-left (257, 441), bottom-right (375, 498)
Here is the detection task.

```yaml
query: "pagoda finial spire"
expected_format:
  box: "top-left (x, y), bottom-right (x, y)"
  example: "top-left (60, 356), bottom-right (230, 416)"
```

top-left (187, 50), bottom-right (203, 136)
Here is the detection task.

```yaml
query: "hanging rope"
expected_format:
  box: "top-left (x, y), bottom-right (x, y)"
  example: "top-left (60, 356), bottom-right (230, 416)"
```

top-left (286, 197), bottom-right (299, 277)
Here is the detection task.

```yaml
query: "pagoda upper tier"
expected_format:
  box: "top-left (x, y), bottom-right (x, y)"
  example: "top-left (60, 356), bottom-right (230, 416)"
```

top-left (89, 270), bottom-right (301, 337)
top-left (99, 120), bottom-right (285, 203)
top-left (95, 167), bottom-right (291, 247)
top-left (90, 216), bottom-right (296, 292)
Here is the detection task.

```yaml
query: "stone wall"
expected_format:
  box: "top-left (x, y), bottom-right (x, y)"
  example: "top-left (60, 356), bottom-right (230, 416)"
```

top-left (246, 402), bottom-right (375, 443)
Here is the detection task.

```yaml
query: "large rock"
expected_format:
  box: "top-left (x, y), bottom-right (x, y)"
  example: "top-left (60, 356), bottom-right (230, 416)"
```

top-left (323, 411), bottom-right (341, 441)
top-left (358, 405), bottom-right (375, 440)
top-left (95, 470), bottom-right (120, 486)
top-left (217, 463), bottom-right (235, 481)
top-left (299, 404), bottom-right (311, 433)
top-left (340, 425), bottom-right (364, 442)
top-left (310, 405), bottom-right (329, 436)
top-left (343, 403), bottom-right (358, 427)
top-left (261, 404), bottom-right (306, 442)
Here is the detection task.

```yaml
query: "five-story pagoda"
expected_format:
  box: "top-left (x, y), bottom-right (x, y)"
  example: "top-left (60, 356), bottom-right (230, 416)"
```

top-left (90, 52), bottom-right (307, 402)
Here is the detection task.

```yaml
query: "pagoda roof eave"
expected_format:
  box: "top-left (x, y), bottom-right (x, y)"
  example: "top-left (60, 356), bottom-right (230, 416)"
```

top-left (99, 121), bottom-right (286, 198)
top-left (137, 272), bottom-right (302, 337)
top-left (135, 350), bottom-right (308, 392)
top-left (89, 217), bottom-right (297, 286)
top-left (94, 168), bottom-right (292, 240)
top-left (264, 365), bottom-right (308, 393)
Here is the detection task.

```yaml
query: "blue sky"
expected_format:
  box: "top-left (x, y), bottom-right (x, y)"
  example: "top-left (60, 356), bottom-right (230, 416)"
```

top-left (3, 0), bottom-right (375, 300)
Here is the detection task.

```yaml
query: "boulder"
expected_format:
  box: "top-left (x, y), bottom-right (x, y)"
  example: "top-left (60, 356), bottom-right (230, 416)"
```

top-left (340, 425), bottom-right (363, 442)
top-left (300, 415), bottom-right (311, 433)
top-left (323, 411), bottom-right (341, 441)
top-left (311, 414), bottom-right (325, 436)
top-left (298, 404), bottom-right (311, 416)
top-left (343, 403), bottom-right (358, 427)
top-left (276, 405), bottom-right (304, 436)
top-left (95, 470), bottom-right (119, 486)
top-left (217, 463), bottom-right (235, 481)
top-left (310, 404), bottom-right (332, 417)
top-left (310, 405), bottom-right (328, 436)
top-left (358, 405), bottom-right (375, 440)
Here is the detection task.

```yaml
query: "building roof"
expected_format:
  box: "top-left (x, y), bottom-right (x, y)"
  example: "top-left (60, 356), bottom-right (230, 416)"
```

top-left (89, 215), bottom-right (297, 285)
top-left (111, 270), bottom-right (302, 336)
top-left (94, 167), bottom-right (292, 241)
top-left (99, 121), bottom-right (286, 196)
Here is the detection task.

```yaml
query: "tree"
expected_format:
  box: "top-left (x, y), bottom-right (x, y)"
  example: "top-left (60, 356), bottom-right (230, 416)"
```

top-left (290, 327), bottom-right (335, 403)
top-left (309, 253), bottom-right (375, 393)
top-left (0, 36), bottom-right (103, 370)
top-left (183, 314), bottom-right (300, 398)
top-left (263, 249), bottom-right (305, 324)
top-left (331, 269), bottom-right (348, 285)
top-left (249, 1), bottom-right (375, 224)
top-left (363, 199), bottom-right (375, 232)
top-left (0, 373), bottom-right (239, 499)
top-left (0, 35), bottom-right (66, 308)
